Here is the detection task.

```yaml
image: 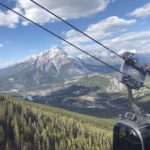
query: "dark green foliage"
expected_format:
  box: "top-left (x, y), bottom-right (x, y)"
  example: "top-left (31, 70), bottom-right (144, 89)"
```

top-left (0, 94), bottom-right (113, 150)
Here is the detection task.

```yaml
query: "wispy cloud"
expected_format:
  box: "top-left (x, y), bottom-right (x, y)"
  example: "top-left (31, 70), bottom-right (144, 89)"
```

top-left (0, 8), bottom-right (21, 28)
top-left (67, 30), bottom-right (150, 65)
top-left (0, 0), bottom-right (110, 27)
top-left (65, 16), bottom-right (136, 41)
top-left (19, 0), bottom-right (110, 25)
top-left (128, 2), bottom-right (150, 18)
top-left (62, 16), bottom-right (136, 55)
top-left (62, 29), bottom-right (150, 65)
top-left (101, 30), bottom-right (150, 54)
top-left (0, 43), bottom-right (4, 48)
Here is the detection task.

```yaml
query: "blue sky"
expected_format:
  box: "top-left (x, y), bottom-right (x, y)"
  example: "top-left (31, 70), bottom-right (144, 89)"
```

top-left (0, 0), bottom-right (150, 68)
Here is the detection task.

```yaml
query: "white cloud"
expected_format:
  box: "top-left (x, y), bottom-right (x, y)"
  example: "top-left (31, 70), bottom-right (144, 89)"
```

top-left (0, 8), bottom-right (20, 28)
top-left (129, 2), bottom-right (150, 18)
top-left (86, 16), bottom-right (136, 38)
top-left (16, 0), bottom-right (110, 25)
top-left (63, 30), bottom-right (150, 66)
top-left (0, 0), bottom-right (110, 27)
top-left (0, 43), bottom-right (4, 48)
top-left (63, 16), bottom-right (136, 55)
top-left (65, 16), bottom-right (136, 43)
top-left (103, 30), bottom-right (150, 54)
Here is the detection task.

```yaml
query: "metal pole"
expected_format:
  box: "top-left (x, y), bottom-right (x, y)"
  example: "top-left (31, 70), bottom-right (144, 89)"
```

top-left (127, 86), bottom-right (146, 117)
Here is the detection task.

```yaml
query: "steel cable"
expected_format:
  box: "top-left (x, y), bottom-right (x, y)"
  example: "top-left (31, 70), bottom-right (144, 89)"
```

top-left (0, 2), bottom-right (149, 89)
top-left (30, 0), bottom-right (123, 59)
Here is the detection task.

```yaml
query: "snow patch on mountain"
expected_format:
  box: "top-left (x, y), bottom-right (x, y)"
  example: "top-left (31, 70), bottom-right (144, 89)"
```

top-left (0, 47), bottom-right (90, 90)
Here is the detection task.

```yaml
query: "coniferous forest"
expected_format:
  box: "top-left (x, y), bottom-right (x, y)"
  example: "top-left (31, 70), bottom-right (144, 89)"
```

top-left (0, 94), bottom-right (113, 150)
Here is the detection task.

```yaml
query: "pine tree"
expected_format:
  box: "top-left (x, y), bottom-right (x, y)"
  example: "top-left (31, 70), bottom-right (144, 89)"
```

top-left (0, 126), bottom-right (5, 145)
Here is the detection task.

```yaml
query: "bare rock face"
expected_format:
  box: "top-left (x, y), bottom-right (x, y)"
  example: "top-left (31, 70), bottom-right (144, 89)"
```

top-left (0, 47), bottom-right (90, 90)
top-left (107, 77), bottom-right (125, 93)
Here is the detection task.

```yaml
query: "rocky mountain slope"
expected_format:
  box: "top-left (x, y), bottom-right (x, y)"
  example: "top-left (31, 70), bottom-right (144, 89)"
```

top-left (0, 47), bottom-right (90, 90)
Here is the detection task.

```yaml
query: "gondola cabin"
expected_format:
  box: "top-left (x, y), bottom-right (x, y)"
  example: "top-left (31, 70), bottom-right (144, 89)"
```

top-left (113, 112), bottom-right (150, 150)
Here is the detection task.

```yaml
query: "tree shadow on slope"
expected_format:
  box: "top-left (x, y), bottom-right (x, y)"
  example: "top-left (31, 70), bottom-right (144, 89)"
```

top-left (33, 85), bottom-right (98, 103)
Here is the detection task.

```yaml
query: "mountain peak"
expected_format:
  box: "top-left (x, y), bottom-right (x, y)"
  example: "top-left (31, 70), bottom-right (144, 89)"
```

top-left (0, 46), bottom-right (90, 90)
top-left (21, 47), bottom-right (66, 63)
top-left (48, 47), bottom-right (67, 58)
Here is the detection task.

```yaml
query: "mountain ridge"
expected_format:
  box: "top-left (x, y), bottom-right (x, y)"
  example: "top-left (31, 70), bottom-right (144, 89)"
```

top-left (0, 47), bottom-right (90, 91)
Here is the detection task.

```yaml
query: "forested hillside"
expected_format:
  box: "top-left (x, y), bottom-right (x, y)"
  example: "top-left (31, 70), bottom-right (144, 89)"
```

top-left (0, 94), bottom-right (113, 150)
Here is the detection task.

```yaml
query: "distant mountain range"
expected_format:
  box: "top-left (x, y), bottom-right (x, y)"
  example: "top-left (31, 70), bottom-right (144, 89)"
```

top-left (0, 47), bottom-right (149, 114)
top-left (0, 47), bottom-right (92, 90)
top-left (0, 47), bottom-right (149, 92)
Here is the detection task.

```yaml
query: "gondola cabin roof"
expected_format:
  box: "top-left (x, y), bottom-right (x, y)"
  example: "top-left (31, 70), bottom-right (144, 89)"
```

top-left (116, 113), bottom-right (150, 135)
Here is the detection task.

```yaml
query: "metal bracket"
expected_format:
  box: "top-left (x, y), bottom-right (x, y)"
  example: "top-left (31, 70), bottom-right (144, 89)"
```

top-left (119, 52), bottom-right (150, 118)
top-left (120, 52), bottom-right (149, 90)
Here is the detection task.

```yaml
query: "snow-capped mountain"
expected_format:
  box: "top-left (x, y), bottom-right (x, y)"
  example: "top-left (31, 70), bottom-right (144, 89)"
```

top-left (0, 47), bottom-right (90, 90)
